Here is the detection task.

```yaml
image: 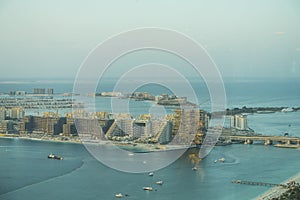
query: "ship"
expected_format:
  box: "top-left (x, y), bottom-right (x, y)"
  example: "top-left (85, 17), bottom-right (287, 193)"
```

top-left (48, 153), bottom-right (63, 160)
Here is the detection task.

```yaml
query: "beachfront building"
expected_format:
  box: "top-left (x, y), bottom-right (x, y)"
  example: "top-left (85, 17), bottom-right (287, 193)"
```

top-left (0, 107), bottom-right (6, 121)
top-left (230, 114), bottom-right (248, 130)
top-left (8, 107), bottom-right (25, 120)
top-left (19, 115), bottom-right (66, 135)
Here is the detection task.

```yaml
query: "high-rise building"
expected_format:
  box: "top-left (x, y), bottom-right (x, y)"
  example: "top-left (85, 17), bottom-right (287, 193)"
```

top-left (0, 107), bottom-right (6, 121)
top-left (230, 114), bottom-right (248, 130)
top-left (22, 116), bottom-right (66, 135)
top-left (171, 108), bottom-right (200, 145)
top-left (157, 121), bottom-right (173, 144)
top-left (33, 88), bottom-right (45, 94)
top-left (8, 107), bottom-right (25, 119)
top-left (0, 120), bottom-right (15, 133)
top-left (47, 88), bottom-right (54, 95)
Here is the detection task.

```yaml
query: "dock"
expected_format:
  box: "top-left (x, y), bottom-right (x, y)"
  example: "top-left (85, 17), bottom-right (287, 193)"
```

top-left (232, 180), bottom-right (287, 188)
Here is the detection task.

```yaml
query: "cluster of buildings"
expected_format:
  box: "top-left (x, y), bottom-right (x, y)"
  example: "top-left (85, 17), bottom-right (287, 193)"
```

top-left (91, 91), bottom-right (193, 106)
top-left (105, 113), bottom-right (173, 144)
top-left (0, 107), bottom-right (25, 133)
top-left (8, 88), bottom-right (54, 96)
top-left (33, 88), bottom-right (54, 95)
top-left (0, 105), bottom-right (210, 145)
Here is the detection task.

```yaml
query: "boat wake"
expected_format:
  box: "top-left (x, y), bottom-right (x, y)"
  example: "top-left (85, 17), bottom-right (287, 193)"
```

top-left (0, 158), bottom-right (85, 197)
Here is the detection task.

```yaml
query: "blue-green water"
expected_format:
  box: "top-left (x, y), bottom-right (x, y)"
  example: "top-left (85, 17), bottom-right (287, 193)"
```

top-left (1, 138), bottom-right (300, 200)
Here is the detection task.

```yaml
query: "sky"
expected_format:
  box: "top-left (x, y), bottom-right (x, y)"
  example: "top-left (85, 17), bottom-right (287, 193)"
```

top-left (0, 0), bottom-right (300, 79)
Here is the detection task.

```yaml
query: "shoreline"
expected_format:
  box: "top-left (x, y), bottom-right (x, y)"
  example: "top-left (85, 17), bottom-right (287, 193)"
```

top-left (0, 135), bottom-right (195, 152)
top-left (255, 172), bottom-right (300, 200)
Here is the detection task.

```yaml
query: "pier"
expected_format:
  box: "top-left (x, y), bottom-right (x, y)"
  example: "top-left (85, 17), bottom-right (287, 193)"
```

top-left (232, 180), bottom-right (287, 188)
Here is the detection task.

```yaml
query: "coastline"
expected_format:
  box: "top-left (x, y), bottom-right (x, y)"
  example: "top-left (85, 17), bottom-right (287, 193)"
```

top-left (0, 134), bottom-right (195, 153)
top-left (255, 172), bottom-right (300, 200)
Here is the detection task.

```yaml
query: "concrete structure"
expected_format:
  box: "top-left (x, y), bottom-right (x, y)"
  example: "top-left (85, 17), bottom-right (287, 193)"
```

top-left (171, 108), bottom-right (200, 145)
top-left (20, 115), bottom-right (66, 135)
top-left (230, 114), bottom-right (248, 130)
top-left (0, 107), bottom-right (6, 121)
top-left (47, 88), bottom-right (54, 95)
top-left (0, 120), bottom-right (15, 133)
top-left (220, 135), bottom-right (300, 146)
top-left (15, 91), bottom-right (26, 96)
top-left (33, 88), bottom-right (45, 94)
top-left (157, 121), bottom-right (173, 144)
top-left (8, 107), bottom-right (25, 119)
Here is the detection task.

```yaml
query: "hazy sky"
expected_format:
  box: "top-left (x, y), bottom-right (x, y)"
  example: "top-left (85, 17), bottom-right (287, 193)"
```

top-left (0, 0), bottom-right (300, 79)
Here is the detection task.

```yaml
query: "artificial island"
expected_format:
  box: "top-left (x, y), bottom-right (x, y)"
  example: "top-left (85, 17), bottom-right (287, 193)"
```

top-left (0, 88), bottom-right (299, 150)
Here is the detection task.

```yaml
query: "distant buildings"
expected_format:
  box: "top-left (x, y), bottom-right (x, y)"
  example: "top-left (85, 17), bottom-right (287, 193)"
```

top-left (0, 120), bottom-right (15, 133)
top-left (33, 88), bottom-right (54, 95)
top-left (0, 107), bottom-right (25, 120)
top-left (33, 88), bottom-right (45, 94)
top-left (19, 115), bottom-right (66, 135)
top-left (230, 114), bottom-right (248, 130)
top-left (0, 107), bottom-right (6, 121)
top-left (105, 114), bottom-right (173, 144)
top-left (8, 107), bottom-right (25, 119)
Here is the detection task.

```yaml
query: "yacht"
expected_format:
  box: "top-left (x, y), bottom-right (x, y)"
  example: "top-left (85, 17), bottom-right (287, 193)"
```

top-left (143, 187), bottom-right (153, 191)
top-left (115, 193), bottom-right (123, 198)
top-left (156, 181), bottom-right (163, 185)
top-left (48, 153), bottom-right (63, 160)
top-left (148, 172), bottom-right (154, 176)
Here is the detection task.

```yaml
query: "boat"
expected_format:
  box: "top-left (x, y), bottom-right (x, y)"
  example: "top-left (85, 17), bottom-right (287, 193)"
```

top-left (192, 167), bottom-right (198, 171)
top-left (143, 187), bottom-right (153, 191)
top-left (148, 172), bottom-right (154, 176)
top-left (48, 153), bottom-right (63, 160)
top-left (281, 108), bottom-right (294, 112)
top-left (257, 110), bottom-right (275, 114)
top-left (219, 158), bottom-right (225, 162)
top-left (156, 181), bottom-right (163, 185)
top-left (115, 193), bottom-right (123, 198)
top-left (214, 160), bottom-right (218, 163)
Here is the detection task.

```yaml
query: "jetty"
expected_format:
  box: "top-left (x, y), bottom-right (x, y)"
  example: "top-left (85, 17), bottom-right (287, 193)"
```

top-left (255, 172), bottom-right (300, 200)
top-left (232, 180), bottom-right (287, 188)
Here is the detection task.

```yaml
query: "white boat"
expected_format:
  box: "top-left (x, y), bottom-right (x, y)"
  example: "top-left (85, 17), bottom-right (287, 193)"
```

top-left (219, 158), bottom-right (225, 162)
top-left (192, 167), bottom-right (198, 171)
top-left (281, 108), bottom-right (294, 112)
top-left (143, 187), bottom-right (153, 191)
top-left (115, 193), bottom-right (123, 198)
top-left (156, 181), bottom-right (163, 185)
top-left (148, 172), bottom-right (154, 176)
top-left (214, 160), bottom-right (218, 163)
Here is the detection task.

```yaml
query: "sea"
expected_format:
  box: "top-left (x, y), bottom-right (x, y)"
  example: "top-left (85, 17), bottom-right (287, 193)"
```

top-left (0, 77), bottom-right (300, 200)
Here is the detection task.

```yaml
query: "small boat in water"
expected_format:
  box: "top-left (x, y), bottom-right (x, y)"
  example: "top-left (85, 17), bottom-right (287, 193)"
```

top-left (156, 181), bottom-right (163, 185)
top-left (219, 158), bottom-right (225, 162)
top-left (115, 193), bottom-right (123, 198)
top-left (148, 172), bottom-right (154, 176)
top-left (143, 187), bottom-right (153, 191)
top-left (192, 166), bottom-right (198, 171)
top-left (48, 153), bottom-right (63, 160)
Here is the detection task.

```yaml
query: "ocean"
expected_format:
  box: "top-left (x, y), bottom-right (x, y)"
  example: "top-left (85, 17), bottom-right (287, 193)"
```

top-left (0, 77), bottom-right (300, 199)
